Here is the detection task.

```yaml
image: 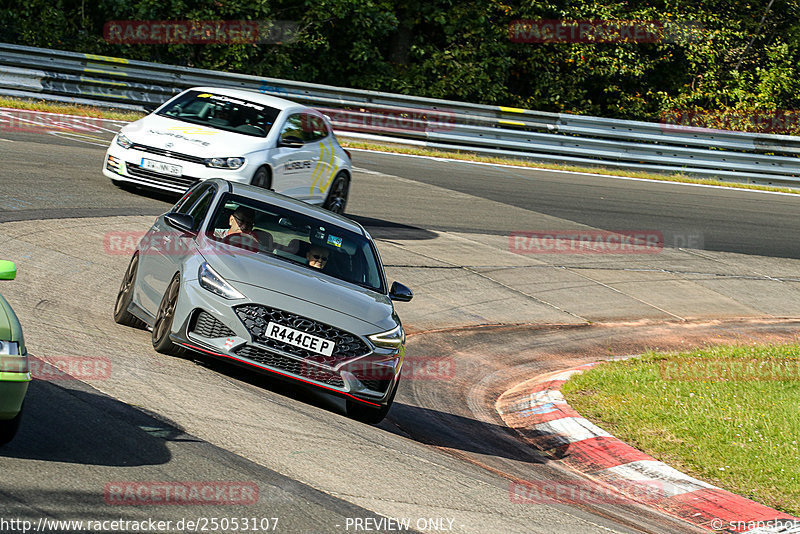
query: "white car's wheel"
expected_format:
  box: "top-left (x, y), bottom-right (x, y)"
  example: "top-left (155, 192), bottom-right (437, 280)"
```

top-left (323, 172), bottom-right (349, 214)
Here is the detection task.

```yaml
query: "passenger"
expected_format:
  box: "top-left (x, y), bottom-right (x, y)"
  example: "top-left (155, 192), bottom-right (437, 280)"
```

top-left (306, 245), bottom-right (329, 270)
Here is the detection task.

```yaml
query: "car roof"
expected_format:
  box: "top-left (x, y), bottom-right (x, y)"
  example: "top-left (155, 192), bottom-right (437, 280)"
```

top-left (212, 179), bottom-right (367, 236)
top-left (187, 86), bottom-right (307, 112)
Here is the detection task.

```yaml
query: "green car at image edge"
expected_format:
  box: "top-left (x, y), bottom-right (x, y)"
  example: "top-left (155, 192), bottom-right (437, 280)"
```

top-left (0, 260), bottom-right (29, 445)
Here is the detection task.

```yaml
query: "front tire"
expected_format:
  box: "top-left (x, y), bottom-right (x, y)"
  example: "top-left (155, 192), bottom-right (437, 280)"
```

top-left (323, 172), bottom-right (349, 214)
top-left (152, 274), bottom-right (184, 355)
top-left (0, 406), bottom-right (23, 446)
top-left (114, 254), bottom-right (146, 328)
top-left (346, 379), bottom-right (398, 425)
top-left (251, 166), bottom-right (272, 189)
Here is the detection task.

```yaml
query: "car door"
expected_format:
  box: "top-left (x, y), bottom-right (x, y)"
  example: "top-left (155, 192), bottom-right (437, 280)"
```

top-left (134, 183), bottom-right (216, 316)
top-left (304, 113), bottom-right (338, 203)
top-left (271, 113), bottom-right (319, 200)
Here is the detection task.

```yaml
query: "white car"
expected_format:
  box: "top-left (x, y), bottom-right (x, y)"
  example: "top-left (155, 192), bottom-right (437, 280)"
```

top-left (103, 86), bottom-right (353, 213)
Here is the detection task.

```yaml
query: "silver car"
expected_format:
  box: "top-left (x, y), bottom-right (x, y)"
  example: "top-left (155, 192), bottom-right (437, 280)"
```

top-left (113, 179), bottom-right (412, 423)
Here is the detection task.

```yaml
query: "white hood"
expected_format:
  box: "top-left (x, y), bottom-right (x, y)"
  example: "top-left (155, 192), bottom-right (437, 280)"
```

top-left (122, 114), bottom-right (269, 156)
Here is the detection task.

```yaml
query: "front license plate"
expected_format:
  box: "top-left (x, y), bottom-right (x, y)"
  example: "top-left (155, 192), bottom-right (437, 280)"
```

top-left (266, 321), bottom-right (335, 357)
top-left (141, 158), bottom-right (182, 177)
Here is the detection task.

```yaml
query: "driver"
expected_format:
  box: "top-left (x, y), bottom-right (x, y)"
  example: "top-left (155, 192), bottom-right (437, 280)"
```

top-left (214, 206), bottom-right (255, 239)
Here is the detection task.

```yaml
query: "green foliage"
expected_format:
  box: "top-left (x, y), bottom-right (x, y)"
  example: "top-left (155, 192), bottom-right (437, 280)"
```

top-left (2, 0), bottom-right (799, 127)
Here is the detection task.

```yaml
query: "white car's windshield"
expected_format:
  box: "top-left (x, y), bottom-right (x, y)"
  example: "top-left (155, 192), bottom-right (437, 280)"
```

top-left (207, 194), bottom-right (386, 293)
top-left (157, 90), bottom-right (280, 138)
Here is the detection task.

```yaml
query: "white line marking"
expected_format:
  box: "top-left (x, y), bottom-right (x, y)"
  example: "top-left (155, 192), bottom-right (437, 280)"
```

top-left (534, 416), bottom-right (613, 444)
top-left (600, 460), bottom-right (716, 497)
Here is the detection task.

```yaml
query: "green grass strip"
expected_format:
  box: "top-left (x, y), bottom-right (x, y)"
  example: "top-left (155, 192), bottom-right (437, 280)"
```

top-left (562, 344), bottom-right (800, 515)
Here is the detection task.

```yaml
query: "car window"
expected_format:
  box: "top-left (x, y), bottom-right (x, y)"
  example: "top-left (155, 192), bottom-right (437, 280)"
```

top-left (206, 194), bottom-right (385, 293)
top-left (174, 183), bottom-right (211, 214)
top-left (186, 187), bottom-right (216, 231)
top-left (279, 114), bottom-right (305, 142)
top-left (280, 113), bottom-right (329, 143)
top-left (301, 113), bottom-right (329, 142)
top-left (157, 90), bottom-right (280, 138)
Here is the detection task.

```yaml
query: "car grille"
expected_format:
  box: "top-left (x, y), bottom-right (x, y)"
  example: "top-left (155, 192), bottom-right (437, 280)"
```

top-left (190, 310), bottom-right (235, 338)
top-left (235, 345), bottom-right (345, 388)
top-left (126, 162), bottom-right (199, 190)
top-left (357, 377), bottom-right (392, 393)
top-left (234, 304), bottom-right (371, 367)
top-left (131, 143), bottom-right (207, 165)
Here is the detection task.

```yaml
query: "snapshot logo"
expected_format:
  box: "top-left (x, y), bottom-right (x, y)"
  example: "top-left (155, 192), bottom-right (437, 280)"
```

top-left (1, 355), bottom-right (112, 380)
top-left (318, 106), bottom-right (457, 134)
top-left (659, 358), bottom-right (800, 382)
top-left (104, 481), bottom-right (258, 506)
top-left (509, 230), bottom-right (663, 254)
top-left (661, 109), bottom-right (800, 135)
top-left (508, 19), bottom-right (703, 44)
top-left (711, 518), bottom-right (800, 532)
top-left (509, 480), bottom-right (666, 505)
top-left (103, 20), bottom-right (298, 45)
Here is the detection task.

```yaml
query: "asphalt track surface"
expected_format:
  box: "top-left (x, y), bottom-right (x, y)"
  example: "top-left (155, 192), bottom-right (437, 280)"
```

top-left (2, 123), bottom-right (799, 533)
top-left (3, 128), bottom-right (800, 259)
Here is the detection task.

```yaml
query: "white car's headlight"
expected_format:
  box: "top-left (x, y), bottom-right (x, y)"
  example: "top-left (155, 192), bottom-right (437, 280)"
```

top-left (368, 325), bottom-right (405, 349)
top-left (198, 262), bottom-right (245, 300)
top-left (205, 157), bottom-right (245, 169)
top-left (116, 133), bottom-right (133, 149)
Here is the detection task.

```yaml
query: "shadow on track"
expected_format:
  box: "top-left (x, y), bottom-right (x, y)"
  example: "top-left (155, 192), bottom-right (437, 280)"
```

top-left (0, 379), bottom-right (190, 466)
top-left (184, 350), bottom-right (547, 466)
top-left (346, 214), bottom-right (438, 241)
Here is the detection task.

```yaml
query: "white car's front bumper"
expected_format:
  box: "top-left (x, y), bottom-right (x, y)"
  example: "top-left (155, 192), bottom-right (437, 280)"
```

top-left (103, 144), bottom-right (253, 193)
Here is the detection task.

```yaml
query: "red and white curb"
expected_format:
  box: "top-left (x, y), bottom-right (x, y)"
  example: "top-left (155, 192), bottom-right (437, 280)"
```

top-left (496, 364), bottom-right (800, 533)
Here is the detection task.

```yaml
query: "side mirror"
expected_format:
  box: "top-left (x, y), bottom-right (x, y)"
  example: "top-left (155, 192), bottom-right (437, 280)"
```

top-left (0, 260), bottom-right (16, 280)
top-left (278, 136), bottom-right (304, 148)
top-left (389, 281), bottom-right (413, 302)
top-left (164, 212), bottom-right (196, 234)
top-left (143, 104), bottom-right (158, 113)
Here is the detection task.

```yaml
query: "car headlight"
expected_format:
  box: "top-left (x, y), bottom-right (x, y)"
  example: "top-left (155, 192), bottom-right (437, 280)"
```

top-left (205, 157), bottom-right (245, 169)
top-left (368, 325), bottom-right (405, 349)
top-left (0, 342), bottom-right (26, 373)
top-left (116, 133), bottom-right (133, 149)
top-left (198, 262), bottom-right (245, 300)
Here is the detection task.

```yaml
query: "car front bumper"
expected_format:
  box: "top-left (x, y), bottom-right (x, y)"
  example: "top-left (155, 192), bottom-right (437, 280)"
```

top-left (103, 145), bottom-right (254, 193)
top-left (168, 277), bottom-right (403, 407)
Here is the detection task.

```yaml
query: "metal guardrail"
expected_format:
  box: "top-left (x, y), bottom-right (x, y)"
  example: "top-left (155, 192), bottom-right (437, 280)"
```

top-left (2, 42), bottom-right (800, 187)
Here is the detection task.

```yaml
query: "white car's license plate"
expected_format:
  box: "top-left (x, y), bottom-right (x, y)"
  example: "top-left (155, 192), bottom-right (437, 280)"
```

top-left (141, 158), bottom-right (182, 177)
top-left (266, 321), bottom-right (335, 357)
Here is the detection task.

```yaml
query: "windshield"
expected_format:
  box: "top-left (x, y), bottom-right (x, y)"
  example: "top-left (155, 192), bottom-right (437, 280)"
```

top-left (157, 90), bottom-right (280, 137)
top-left (207, 194), bottom-right (385, 293)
